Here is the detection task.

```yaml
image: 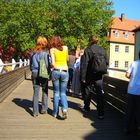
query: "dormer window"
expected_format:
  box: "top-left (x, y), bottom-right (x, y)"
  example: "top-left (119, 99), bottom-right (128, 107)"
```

top-left (124, 32), bottom-right (129, 39)
top-left (114, 30), bottom-right (119, 38)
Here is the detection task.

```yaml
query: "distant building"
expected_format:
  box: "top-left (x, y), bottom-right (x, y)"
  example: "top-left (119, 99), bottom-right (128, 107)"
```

top-left (133, 26), bottom-right (140, 60)
top-left (107, 13), bottom-right (140, 70)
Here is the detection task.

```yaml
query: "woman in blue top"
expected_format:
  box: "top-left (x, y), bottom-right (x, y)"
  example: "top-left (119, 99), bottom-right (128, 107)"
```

top-left (125, 51), bottom-right (140, 134)
top-left (31, 36), bottom-right (50, 117)
top-left (71, 49), bottom-right (84, 96)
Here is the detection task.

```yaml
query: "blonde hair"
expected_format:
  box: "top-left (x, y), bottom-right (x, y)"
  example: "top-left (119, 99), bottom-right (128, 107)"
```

top-left (34, 36), bottom-right (48, 52)
top-left (37, 36), bottom-right (48, 47)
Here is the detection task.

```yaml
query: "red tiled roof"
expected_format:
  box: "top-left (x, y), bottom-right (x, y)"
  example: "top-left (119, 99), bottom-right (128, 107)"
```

top-left (112, 17), bottom-right (140, 31)
top-left (133, 26), bottom-right (140, 32)
top-left (108, 14), bottom-right (140, 44)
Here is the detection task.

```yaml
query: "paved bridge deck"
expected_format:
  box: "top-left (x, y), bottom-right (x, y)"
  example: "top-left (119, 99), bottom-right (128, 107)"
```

top-left (0, 78), bottom-right (139, 140)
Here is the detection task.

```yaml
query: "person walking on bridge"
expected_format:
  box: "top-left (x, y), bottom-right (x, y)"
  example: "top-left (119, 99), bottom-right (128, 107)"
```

top-left (125, 50), bottom-right (140, 134)
top-left (50, 35), bottom-right (69, 119)
top-left (80, 35), bottom-right (108, 119)
top-left (30, 36), bottom-right (50, 117)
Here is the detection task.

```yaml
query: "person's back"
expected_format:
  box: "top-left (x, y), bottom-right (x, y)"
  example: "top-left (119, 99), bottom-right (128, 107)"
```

top-left (71, 50), bottom-right (84, 96)
top-left (50, 35), bottom-right (69, 119)
top-left (80, 35), bottom-right (107, 119)
top-left (127, 60), bottom-right (140, 95)
top-left (67, 50), bottom-right (76, 92)
top-left (31, 36), bottom-right (50, 117)
top-left (81, 44), bottom-right (108, 82)
top-left (68, 54), bottom-right (76, 69)
top-left (125, 51), bottom-right (140, 134)
top-left (50, 46), bottom-right (68, 70)
top-left (31, 50), bottom-right (50, 73)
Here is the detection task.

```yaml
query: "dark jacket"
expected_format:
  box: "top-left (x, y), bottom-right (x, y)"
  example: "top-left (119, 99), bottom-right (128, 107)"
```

top-left (80, 44), bottom-right (108, 84)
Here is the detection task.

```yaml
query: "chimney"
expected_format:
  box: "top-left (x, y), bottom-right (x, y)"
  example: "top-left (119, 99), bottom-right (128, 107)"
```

top-left (121, 13), bottom-right (125, 22)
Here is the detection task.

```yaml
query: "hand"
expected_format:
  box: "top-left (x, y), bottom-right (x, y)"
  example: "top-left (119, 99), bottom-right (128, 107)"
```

top-left (82, 80), bottom-right (86, 83)
top-left (48, 78), bottom-right (51, 81)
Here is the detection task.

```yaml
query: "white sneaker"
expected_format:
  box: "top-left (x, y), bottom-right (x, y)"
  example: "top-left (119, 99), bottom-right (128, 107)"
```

top-left (62, 110), bottom-right (68, 119)
top-left (69, 89), bottom-right (72, 93)
top-left (52, 113), bottom-right (57, 118)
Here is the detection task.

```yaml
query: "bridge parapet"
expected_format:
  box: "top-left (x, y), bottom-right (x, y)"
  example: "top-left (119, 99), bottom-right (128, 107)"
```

top-left (103, 75), bottom-right (128, 113)
top-left (0, 66), bottom-right (30, 103)
top-left (0, 58), bottom-right (30, 73)
top-left (0, 69), bottom-right (129, 114)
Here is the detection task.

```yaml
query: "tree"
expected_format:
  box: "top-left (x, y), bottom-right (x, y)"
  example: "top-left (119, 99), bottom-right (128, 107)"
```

top-left (47, 0), bottom-right (114, 48)
top-left (0, 0), bottom-right (51, 52)
top-left (0, 0), bottom-right (114, 53)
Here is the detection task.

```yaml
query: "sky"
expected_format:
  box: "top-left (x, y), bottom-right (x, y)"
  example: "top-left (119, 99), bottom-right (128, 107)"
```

top-left (111, 0), bottom-right (140, 21)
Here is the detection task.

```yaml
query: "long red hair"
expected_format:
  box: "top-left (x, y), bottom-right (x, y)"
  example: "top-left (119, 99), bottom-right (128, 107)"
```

top-left (49, 35), bottom-right (64, 51)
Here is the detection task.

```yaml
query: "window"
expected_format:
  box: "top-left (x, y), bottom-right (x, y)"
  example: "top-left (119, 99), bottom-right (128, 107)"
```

top-left (114, 30), bottom-right (119, 38)
top-left (107, 31), bottom-right (110, 37)
top-left (124, 32), bottom-right (129, 39)
top-left (115, 45), bottom-right (119, 52)
top-left (125, 61), bottom-right (129, 68)
top-left (125, 46), bottom-right (129, 53)
top-left (114, 61), bottom-right (119, 67)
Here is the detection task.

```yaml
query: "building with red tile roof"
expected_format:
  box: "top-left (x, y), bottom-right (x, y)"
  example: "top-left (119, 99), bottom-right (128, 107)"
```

top-left (107, 13), bottom-right (140, 71)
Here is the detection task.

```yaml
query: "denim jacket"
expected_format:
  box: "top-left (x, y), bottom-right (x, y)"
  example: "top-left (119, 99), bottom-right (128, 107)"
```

top-left (30, 51), bottom-right (51, 75)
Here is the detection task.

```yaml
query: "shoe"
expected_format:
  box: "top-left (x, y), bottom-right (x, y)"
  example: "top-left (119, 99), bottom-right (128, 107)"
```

top-left (33, 114), bottom-right (38, 117)
top-left (69, 89), bottom-right (72, 93)
top-left (41, 110), bottom-right (47, 114)
top-left (52, 113), bottom-right (57, 118)
top-left (98, 115), bottom-right (104, 120)
top-left (81, 107), bottom-right (90, 113)
top-left (62, 110), bottom-right (68, 119)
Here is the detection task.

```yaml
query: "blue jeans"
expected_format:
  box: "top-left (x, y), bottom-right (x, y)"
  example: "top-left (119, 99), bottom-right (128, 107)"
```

top-left (51, 70), bottom-right (69, 115)
top-left (32, 71), bottom-right (48, 115)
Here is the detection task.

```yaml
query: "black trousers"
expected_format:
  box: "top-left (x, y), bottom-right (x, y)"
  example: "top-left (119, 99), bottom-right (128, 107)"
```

top-left (81, 79), bottom-right (104, 116)
top-left (68, 68), bottom-right (74, 88)
top-left (125, 94), bottom-right (140, 131)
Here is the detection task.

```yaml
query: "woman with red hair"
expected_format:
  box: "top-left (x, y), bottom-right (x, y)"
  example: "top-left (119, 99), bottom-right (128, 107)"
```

top-left (50, 35), bottom-right (69, 119)
top-left (31, 36), bottom-right (50, 117)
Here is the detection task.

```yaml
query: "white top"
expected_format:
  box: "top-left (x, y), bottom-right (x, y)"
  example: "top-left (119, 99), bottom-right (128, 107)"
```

top-left (74, 57), bottom-right (80, 70)
top-left (127, 60), bottom-right (140, 95)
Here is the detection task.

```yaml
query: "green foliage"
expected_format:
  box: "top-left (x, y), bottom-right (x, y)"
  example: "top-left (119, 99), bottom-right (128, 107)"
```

top-left (0, 0), bottom-right (114, 52)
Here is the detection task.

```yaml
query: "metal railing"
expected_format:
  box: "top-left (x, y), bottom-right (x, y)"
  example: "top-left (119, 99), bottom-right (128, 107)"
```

top-left (0, 58), bottom-right (30, 73)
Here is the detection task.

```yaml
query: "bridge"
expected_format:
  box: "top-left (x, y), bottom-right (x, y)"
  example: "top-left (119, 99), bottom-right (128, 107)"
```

top-left (0, 66), bottom-right (139, 140)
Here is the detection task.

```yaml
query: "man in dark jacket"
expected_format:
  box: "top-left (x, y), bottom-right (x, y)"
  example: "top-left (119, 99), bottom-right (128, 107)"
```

top-left (80, 35), bottom-right (108, 119)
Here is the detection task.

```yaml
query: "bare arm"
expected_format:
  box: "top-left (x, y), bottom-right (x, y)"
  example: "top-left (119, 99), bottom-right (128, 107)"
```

top-left (125, 72), bottom-right (131, 79)
top-left (50, 48), bottom-right (55, 68)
